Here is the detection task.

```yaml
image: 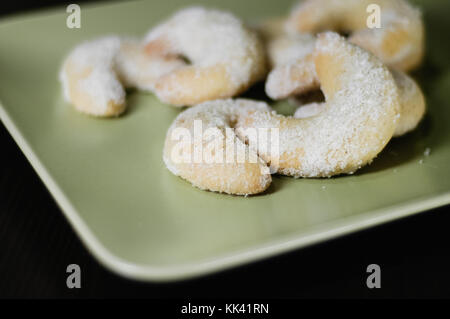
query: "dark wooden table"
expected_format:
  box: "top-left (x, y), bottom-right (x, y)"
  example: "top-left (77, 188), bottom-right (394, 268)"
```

top-left (1, 1), bottom-right (450, 299)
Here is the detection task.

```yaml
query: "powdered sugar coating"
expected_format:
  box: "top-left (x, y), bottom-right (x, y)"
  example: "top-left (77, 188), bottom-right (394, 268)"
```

top-left (60, 36), bottom-right (183, 116)
top-left (267, 33), bottom-right (316, 67)
top-left (144, 7), bottom-right (267, 106)
top-left (60, 36), bottom-right (125, 115)
top-left (263, 30), bottom-right (425, 137)
top-left (286, 61), bottom-right (426, 137)
top-left (264, 33), bottom-right (318, 99)
top-left (286, 0), bottom-right (424, 71)
top-left (238, 33), bottom-right (401, 177)
top-left (163, 99), bottom-right (272, 195)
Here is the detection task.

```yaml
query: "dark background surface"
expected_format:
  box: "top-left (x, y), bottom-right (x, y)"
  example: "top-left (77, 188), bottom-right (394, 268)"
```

top-left (1, 0), bottom-right (450, 299)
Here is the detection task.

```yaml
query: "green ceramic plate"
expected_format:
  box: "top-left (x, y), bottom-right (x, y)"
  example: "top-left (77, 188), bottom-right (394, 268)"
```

top-left (1, 0), bottom-right (449, 282)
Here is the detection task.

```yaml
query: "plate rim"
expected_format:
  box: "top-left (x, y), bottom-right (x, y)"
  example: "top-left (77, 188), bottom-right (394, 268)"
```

top-left (2, 100), bottom-right (450, 282)
top-left (1, 0), bottom-right (450, 282)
